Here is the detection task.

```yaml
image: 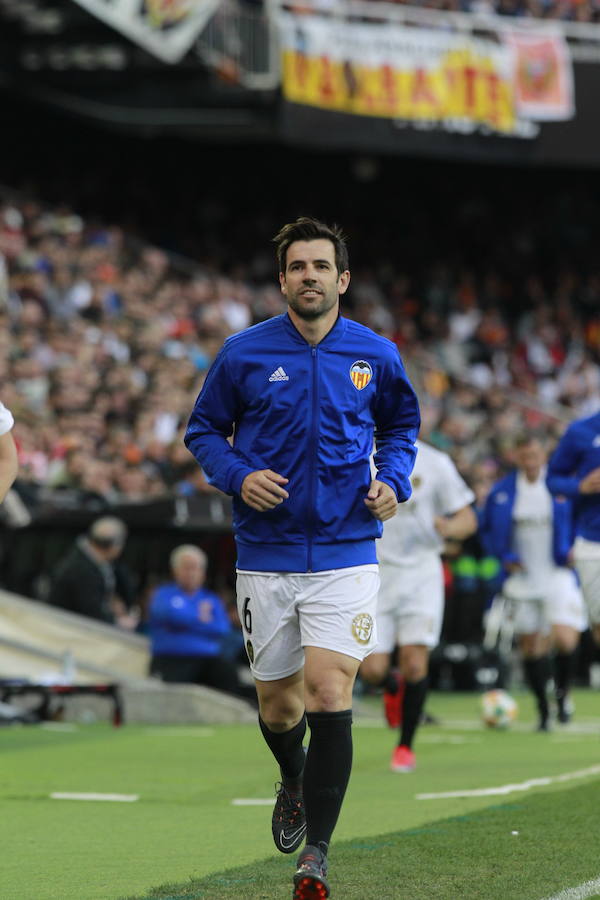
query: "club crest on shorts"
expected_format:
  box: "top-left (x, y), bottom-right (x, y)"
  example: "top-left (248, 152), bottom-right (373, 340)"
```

top-left (349, 360), bottom-right (373, 391)
top-left (351, 613), bottom-right (373, 644)
top-left (246, 640), bottom-right (254, 664)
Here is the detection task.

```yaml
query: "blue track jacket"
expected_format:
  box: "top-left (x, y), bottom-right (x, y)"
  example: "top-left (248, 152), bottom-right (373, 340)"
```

top-left (148, 583), bottom-right (231, 657)
top-left (546, 412), bottom-right (600, 542)
top-left (184, 313), bottom-right (420, 572)
top-left (479, 470), bottom-right (574, 580)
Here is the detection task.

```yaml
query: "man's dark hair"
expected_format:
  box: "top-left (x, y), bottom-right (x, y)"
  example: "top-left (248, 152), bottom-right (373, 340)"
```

top-left (514, 433), bottom-right (543, 450)
top-left (273, 217), bottom-right (349, 275)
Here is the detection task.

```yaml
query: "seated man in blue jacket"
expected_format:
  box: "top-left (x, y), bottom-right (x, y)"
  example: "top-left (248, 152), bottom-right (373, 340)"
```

top-left (148, 544), bottom-right (254, 702)
top-left (480, 434), bottom-right (586, 730)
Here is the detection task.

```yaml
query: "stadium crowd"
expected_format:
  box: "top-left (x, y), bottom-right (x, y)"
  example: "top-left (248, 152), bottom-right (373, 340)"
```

top-left (396, 0), bottom-right (600, 23)
top-left (286, 0), bottom-right (600, 24)
top-left (2, 183), bottom-right (599, 520)
top-left (2, 170), bottom-right (600, 697)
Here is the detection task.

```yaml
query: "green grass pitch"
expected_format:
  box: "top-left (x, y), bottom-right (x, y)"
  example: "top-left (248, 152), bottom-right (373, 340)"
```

top-left (1, 688), bottom-right (598, 900)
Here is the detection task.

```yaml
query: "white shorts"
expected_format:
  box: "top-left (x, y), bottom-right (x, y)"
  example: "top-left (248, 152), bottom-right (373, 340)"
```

top-left (503, 568), bottom-right (587, 635)
top-left (236, 565), bottom-right (379, 682)
top-left (375, 554), bottom-right (444, 652)
top-left (573, 537), bottom-right (600, 626)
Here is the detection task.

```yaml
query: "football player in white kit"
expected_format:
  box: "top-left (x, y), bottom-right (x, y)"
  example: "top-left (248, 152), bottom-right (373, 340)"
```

top-left (0, 401), bottom-right (18, 503)
top-left (360, 440), bottom-right (477, 772)
top-left (481, 436), bottom-right (586, 730)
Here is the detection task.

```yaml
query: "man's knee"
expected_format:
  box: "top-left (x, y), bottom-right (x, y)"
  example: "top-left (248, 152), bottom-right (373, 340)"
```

top-left (399, 645), bottom-right (429, 682)
top-left (304, 679), bottom-right (349, 712)
top-left (256, 675), bottom-right (305, 732)
top-left (552, 626), bottom-right (579, 654)
top-left (260, 707), bottom-right (304, 733)
top-left (360, 653), bottom-right (389, 685)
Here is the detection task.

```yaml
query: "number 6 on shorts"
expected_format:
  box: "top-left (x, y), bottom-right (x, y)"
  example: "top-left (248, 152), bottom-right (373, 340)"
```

top-left (242, 596), bottom-right (252, 634)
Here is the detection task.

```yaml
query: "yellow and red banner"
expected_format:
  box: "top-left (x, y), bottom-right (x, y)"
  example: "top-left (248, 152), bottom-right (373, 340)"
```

top-left (279, 14), bottom-right (574, 137)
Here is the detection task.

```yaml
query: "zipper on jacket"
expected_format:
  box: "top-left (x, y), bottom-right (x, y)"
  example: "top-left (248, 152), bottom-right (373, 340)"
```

top-left (306, 346), bottom-right (319, 572)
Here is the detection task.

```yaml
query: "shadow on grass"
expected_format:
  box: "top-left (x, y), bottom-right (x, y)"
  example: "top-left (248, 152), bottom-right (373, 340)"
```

top-left (120, 780), bottom-right (600, 900)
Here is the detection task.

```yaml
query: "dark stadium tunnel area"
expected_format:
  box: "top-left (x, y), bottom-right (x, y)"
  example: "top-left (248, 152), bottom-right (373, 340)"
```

top-left (3, 92), bottom-right (598, 290)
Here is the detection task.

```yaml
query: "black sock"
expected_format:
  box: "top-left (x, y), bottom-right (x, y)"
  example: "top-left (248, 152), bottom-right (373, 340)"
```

top-left (381, 672), bottom-right (399, 694)
top-left (523, 657), bottom-right (550, 723)
top-left (259, 714), bottom-right (307, 783)
top-left (400, 677), bottom-right (428, 749)
top-left (304, 709), bottom-right (353, 852)
top-left (554, 651), bottom-right (575, 700)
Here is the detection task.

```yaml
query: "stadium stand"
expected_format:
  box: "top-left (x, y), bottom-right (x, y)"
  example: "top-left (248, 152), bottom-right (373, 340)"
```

top-left (1, 0), bottom-right (600, 698)
top-left (2, 175), bottom-right (598, 508)
top-left (1, 169), bottom-right (598, 671)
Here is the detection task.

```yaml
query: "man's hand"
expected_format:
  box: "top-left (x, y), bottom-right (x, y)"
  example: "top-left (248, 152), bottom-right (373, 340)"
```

top-left (111, 597), bottom-right (140, 631)
top-left (434, 507), bottom-right (477, 541)
top-left (579, 467), bottom-right (600, 494)
top-left (241, 469), bottom-right (289, 511)
top-left (434, 515), bottom-right (453, 539)
top-left (364, 480), bottom-right (398, 521)
top-left (0, 430), bottom-right (18, 503)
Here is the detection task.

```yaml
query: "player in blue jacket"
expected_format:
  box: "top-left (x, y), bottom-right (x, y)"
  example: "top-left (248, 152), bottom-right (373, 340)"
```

top-left (547, 411), bottom-right (600, 648)
top-left (480, 435), bottom-right (586, 730)
top-left (185, 217), bottom-right (420, 900)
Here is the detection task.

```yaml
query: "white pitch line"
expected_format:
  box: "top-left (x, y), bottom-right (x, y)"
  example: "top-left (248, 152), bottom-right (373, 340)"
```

top-left (50, 792), bottom-right (139, 802)
top-left (416, 764), bottom-right (600, 800)
top-left (232, 798), bottom-right (274, 806)
top-left (541, 875), bottom-right (600, 900)
top-left (143, 727), bottom-right (215, 737)
top-left (39, 723), bottom-right (78, 732)
top-left (417, 735), bottom-right (482, 745)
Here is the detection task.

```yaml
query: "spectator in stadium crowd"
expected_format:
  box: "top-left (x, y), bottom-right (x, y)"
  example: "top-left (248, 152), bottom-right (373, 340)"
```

top-left (4, 186), bottom-right (600, 521)
top-left (547, 412), bottom-right (600, 649)
top-left (147, 544), bottom-right (254, 701)
top-left (184, 217), bottom-right (420, 900)
top-left (0, 400), bottom-right (18, 502)
top-left (47, 516), bottom-right (139, 629)
top-left (360, 439), bottom-right (477, 772)
top-left (4, 182), bottom-right (600, 658)
top-left (480, 435), bottom-right (586, 730)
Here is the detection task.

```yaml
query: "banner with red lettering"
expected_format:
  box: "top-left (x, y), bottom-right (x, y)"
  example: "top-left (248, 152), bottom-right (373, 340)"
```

top-left (279, 13), bottom-right (574, 139)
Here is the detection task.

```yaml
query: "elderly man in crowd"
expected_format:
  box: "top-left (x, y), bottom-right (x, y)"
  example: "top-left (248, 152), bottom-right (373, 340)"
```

top-left (147, 544), bottom-right (254, 702)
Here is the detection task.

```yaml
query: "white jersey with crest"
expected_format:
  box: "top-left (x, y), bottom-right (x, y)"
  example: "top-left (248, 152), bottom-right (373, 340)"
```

top-left (376, 440), bottom-right (475, 566)
top-left (0, 402), bottom-right (14, 436)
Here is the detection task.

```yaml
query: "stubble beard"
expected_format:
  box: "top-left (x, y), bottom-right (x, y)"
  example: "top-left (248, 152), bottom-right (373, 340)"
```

top-left (288, 289), bottom-right (338, 321)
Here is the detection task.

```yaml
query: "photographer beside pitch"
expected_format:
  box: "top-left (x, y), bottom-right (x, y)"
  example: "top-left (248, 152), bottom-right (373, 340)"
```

top-left (184, 217), bottom-right (419, 900)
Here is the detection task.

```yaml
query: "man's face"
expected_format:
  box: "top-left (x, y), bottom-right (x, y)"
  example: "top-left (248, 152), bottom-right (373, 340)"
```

top-left (279, 238), bottom-right (350, 321)
top-left (105, 542), bottom-right (124, 562)
top-left (174, 556), bottom-right (205, 593)
top-left (515, 440), bottom-right (546, 476)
